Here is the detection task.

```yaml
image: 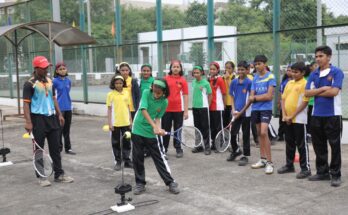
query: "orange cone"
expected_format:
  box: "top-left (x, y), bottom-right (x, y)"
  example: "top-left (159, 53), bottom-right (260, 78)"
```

top-left (294, 153), bottom-right (300, 163)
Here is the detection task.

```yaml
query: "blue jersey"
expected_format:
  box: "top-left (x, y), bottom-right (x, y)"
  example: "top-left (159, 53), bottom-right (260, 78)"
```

top-left (305, 65), bottom-right (344, 117)
top-left (230, 77), bottom-right (252, 117)
top-left (53, 77), bottom-right (72, 111)
top-left (251, 72), bottom-right (277, 111)
top-left (279, 77), bottom-right (290, 94)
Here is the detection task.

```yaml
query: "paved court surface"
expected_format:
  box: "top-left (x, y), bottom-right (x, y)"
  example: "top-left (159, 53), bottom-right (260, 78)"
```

top-left (0, 106), bottom-right (348, 215)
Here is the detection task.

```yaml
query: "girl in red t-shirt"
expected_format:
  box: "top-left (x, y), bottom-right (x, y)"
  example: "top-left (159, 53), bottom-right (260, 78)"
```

top-left (208, 62), bottom-right (226, 153)
top-left (162, 60), bottom-right (189, 158)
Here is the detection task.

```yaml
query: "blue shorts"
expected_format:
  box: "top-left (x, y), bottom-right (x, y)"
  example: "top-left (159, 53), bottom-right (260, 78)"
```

top-left (251, 110), bottom-right (272, 124)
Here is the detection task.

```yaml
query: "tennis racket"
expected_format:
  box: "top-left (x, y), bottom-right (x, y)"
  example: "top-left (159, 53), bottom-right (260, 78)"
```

top-left (30, 133), bottom-right (53, 178)
top-left (214, 117), bottom-right (234, 153)
top-left (165, 126), bottom-right (203, 149)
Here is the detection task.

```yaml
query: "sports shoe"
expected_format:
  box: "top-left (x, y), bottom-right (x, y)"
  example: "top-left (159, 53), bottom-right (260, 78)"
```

top-left (65, 149), bottom-right (76, 155)
top-left (168, 182), bottom-right (180, 194)
top-left (134, 184), bottom-right (146, 195)
top-left (176, 149), bottom-right (183, 158)
top-left (277, 165), bottom-right (295, 174)
top-left (192, 147), bottom-right (203, 153)
top-left (251, 159), bottom-right (267, 169)
top-left (296, 170), bottom-right (311, 179)
top-left (54, 175), bottom-right (74, 183)
top-left (265, 162), bottom-right (274, 174)
top-left (124, 161), bottom-right (133, 168)
top-left (226, 150), bottom-right (242, 162)
top-left (331, 177), bottom-right (342, 187)
top-left (238, 156), bottom-right (249, 166)
top-left (204, 148), bottom-right (211, 155)
top-left (308, 173), bottom-right (331, 181)
top-left (39, 179), bottom-right (51, 187)
top-left (114, 163), bottom-right (121, 171)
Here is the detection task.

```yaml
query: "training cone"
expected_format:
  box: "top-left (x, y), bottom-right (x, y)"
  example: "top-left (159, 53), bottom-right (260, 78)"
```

top-left (102, 125), bottom-right (109, 132)
top-left (22, 133), bottom-right (30, 139)
top-left (294, 153), bottom-right (299, 163)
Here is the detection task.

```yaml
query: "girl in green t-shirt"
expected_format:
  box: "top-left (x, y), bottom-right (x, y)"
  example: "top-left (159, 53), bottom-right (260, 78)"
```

top-left (191, 66), bottom-right (212, 155)
top-left (131, 79), bottom-right (180, 195)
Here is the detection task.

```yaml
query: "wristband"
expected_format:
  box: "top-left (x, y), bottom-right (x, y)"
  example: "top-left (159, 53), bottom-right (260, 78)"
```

top-left (254, 97), bottom-right (257, 103)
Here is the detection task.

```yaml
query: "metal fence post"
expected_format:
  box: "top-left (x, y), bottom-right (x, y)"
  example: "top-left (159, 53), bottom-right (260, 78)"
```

top-left (79, 0), bottom-right (88, 104)
top-left (273, 0), bottom-right (281, 115)
top-left (207, 0), bottom-right (214, 64)
top-left (115, 0), bottom-right (122, 63)
top-left (156, 0), bottom-right (163, 78)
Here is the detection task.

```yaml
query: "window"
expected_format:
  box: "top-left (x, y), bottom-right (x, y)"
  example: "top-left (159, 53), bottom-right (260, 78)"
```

top-left (141, 47), bottom-right (149, 63)
top-left (336, 43), bottom-right (348, 50)
top-left (215, 42), bottom-right (223, 61)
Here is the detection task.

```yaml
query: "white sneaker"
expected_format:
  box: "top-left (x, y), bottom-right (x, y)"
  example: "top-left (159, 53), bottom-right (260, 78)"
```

top-left (265, 162), bottom-right (274, 174)
top-left (251, 159), bottom-right (267, 169)
top-left (39, 179), bottom-right (51, 187)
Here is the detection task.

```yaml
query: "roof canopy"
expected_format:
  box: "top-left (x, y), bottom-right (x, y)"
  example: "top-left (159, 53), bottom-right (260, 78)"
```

top-left (0, 21), bottom-right (96, 46)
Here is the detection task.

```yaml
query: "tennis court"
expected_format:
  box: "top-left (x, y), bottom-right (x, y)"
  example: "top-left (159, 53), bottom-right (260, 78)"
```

top-left (0, 105), bottom-right (348, 215)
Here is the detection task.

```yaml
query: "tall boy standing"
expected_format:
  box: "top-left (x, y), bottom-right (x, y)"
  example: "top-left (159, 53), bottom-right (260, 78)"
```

top-left (305, 45), bottom-right (344, 187)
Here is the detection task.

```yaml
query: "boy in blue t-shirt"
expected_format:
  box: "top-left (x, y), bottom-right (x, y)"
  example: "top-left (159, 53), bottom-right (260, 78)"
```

top-left (305, 45), bottom-right (344, 187)
top-left (226, 61), bottom-right (252, 166)
top-left (248, 55), bottom-right (276, 174)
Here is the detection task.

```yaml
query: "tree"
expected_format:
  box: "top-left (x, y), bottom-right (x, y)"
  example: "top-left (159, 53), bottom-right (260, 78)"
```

top-left (185, 1), bottom-right (207, 26)
top-left (189, 42), bottom-right (206, 66)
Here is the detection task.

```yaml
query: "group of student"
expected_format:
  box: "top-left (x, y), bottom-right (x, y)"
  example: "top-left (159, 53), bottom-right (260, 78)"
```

top-left (22, 45), bottom-right (344, 193)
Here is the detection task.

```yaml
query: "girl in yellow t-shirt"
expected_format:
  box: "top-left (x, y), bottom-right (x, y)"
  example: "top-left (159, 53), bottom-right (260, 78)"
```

top-left (106, 75), bottom-right (133, 171)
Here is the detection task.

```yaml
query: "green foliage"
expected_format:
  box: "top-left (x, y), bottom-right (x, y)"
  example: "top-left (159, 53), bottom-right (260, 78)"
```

top-left (189, 43), bottom-right (206, 66)
top-left (185, 1), bottom-right (207, 26)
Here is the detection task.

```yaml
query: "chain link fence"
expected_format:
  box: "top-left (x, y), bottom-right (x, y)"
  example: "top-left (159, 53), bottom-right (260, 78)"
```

top-left (0, 0), bottom-right (347, 117)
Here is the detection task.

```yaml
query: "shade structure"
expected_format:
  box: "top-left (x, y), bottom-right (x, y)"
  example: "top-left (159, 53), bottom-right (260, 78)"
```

top-left (0, 21), bottom-right (97, 116)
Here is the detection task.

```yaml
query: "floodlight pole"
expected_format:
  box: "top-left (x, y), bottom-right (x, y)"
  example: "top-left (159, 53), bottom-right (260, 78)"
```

top-left (272, 0), bottom-right (281, 115)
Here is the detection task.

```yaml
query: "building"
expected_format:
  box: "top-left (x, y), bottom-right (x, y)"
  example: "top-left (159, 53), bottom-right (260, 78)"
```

top-left (137, 25), bottom-right (237, 75)
top-left (325, 26), bottom-right (348, 71)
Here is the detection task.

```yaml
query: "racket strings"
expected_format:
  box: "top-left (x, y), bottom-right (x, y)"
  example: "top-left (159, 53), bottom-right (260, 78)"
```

top-left (215, 128), bottom-right (231, 152)
top-left (34, 150), bottom-right (53, 177)
top-left (180, 127), bottom-right (203, 148)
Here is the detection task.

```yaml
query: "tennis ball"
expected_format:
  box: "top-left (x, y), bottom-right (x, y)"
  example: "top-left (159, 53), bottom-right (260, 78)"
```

top-left (102, 125), bottom-right (109, 132)
top-left (124, 131), bottom-right (131, 140)
top-left (22, 133), bottom-right (30, 139)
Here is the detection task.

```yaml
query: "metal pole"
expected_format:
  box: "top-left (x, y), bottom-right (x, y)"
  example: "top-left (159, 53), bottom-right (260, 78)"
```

top-left (115, 0), bottom-right (122, 63)
top-left (316, 0), bottom-right (322, 46)
top-left (52, 0), bottom-right (63, 64)
top-left (14, 30), bottom-right (21, 115)
top-left (80, 0), bottom-right (88, 103)
top-left (337, 36), bottom-right (340, 68)
top-left (5, 7), bottom-right (14, 98)
top-left (273, 0), bottom-right (281, 115)
top-left (156, 0), bottom-right (163, 77)
top-left (86, 0), bottom-right (94, 73)
top-left (207, 0), bottom-right (214, 64)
